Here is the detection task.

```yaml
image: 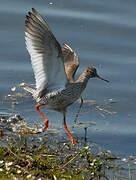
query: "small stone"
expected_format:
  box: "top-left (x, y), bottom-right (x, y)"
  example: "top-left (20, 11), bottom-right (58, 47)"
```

top-left (11, 87), bottom-right (16, 92)
top-left (121, 158), bottom-right (127, 162)
top-left (27, 174), bottom-right (32, 178)
top-left (5, 162), bottom-right (13, 166)
top-left (19, 82), bottom-right (25, 87)
top-left (17, 170), bottom-right (21, 174)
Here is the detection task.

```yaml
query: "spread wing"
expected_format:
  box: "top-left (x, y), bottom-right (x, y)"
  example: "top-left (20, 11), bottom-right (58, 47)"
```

top-left (62, 44), bottom-right (79, 82)
top-left (25, 8), bottom-right (67, 97)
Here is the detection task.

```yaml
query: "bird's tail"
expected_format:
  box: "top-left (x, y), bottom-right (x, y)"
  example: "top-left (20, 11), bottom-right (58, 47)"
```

top-left (19, 83), bottom-right (35, 95)
top-left (23, 86), bottom-right (35, 94)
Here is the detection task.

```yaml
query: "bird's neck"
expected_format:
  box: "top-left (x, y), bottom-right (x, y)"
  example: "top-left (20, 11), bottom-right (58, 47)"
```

top-left (76, 70), bottom-right (90, 84)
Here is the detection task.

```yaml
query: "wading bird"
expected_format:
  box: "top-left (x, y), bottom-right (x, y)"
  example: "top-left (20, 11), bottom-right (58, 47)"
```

top-left (23, 8), bottom-right (109, 143)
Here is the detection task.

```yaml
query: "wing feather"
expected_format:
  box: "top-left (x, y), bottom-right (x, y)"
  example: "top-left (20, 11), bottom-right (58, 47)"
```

top-left (62, 44), bottom-right (79, 82)
top-left (25, 8), bottom-right (67, 97)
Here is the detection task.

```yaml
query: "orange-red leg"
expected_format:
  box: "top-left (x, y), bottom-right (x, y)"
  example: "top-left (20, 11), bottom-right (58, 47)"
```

top-left (63, 112), bottom-right (76, 144)
top-left (35, 104), bottom-right (48, 131)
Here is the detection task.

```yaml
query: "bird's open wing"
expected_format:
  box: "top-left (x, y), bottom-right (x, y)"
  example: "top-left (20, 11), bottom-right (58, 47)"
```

top-left (25, 8), bottom-right (67, 97)
top-left (62, 44), bottom-right (79, 82)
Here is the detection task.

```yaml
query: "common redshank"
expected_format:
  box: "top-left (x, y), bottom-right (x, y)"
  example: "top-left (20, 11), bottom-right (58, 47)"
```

top-left (23, 8), bottom-right (109, 143)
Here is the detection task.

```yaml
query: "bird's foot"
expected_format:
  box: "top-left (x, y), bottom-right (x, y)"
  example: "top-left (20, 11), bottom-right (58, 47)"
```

top-left (43, 121), bottom-right (48, 131)
top-left (70, 137), bottom-right (77, 144)
top-left (43, 123), bottom-right (48, 131)
top-left (43, 127), bottom-right (48, 131)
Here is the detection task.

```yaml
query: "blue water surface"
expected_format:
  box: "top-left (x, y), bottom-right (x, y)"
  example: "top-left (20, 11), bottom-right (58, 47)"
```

top-left (0, 0), bottom-right (136, 158)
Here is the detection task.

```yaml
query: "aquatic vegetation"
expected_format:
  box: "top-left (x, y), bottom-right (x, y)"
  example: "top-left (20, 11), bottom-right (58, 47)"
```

top-left (0, 134), bottom-right (135, 180)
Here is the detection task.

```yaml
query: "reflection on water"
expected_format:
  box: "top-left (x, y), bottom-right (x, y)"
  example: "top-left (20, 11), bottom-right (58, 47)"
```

top-left (1, 0), bottom-right (136, 159)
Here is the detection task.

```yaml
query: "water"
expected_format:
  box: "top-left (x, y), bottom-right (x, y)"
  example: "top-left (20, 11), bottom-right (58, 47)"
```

top-left (0, 0), bottom-right (136, 158)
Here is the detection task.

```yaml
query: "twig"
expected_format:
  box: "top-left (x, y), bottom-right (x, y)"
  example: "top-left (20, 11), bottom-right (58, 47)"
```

top-left (7, 147), bottom-right (31, 167)
top-left (15, 164), bottom-right (30, 174)
top-left (60, 153), bottom-right (80, 169)
top-left (7, 147), bottom-right (21, 160)
top-left (40, 154), bottom-right (56, 157)
top-left (53, 175), bottom-right (57, 180)
top-left (96, 106), bottom-right (116, 115)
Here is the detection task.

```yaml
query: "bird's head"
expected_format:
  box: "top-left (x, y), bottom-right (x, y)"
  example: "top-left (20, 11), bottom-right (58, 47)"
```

top-left (85, 66), bottom-right (109, 82)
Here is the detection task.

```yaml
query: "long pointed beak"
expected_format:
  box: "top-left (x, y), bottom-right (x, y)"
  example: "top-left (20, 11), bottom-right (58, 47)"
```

top-left (96, 74), bottom-right (109, 83)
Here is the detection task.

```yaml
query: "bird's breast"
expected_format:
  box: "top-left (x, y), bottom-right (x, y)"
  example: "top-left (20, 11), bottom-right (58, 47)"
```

top-left (36, 84), bottom-right (83, 111)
